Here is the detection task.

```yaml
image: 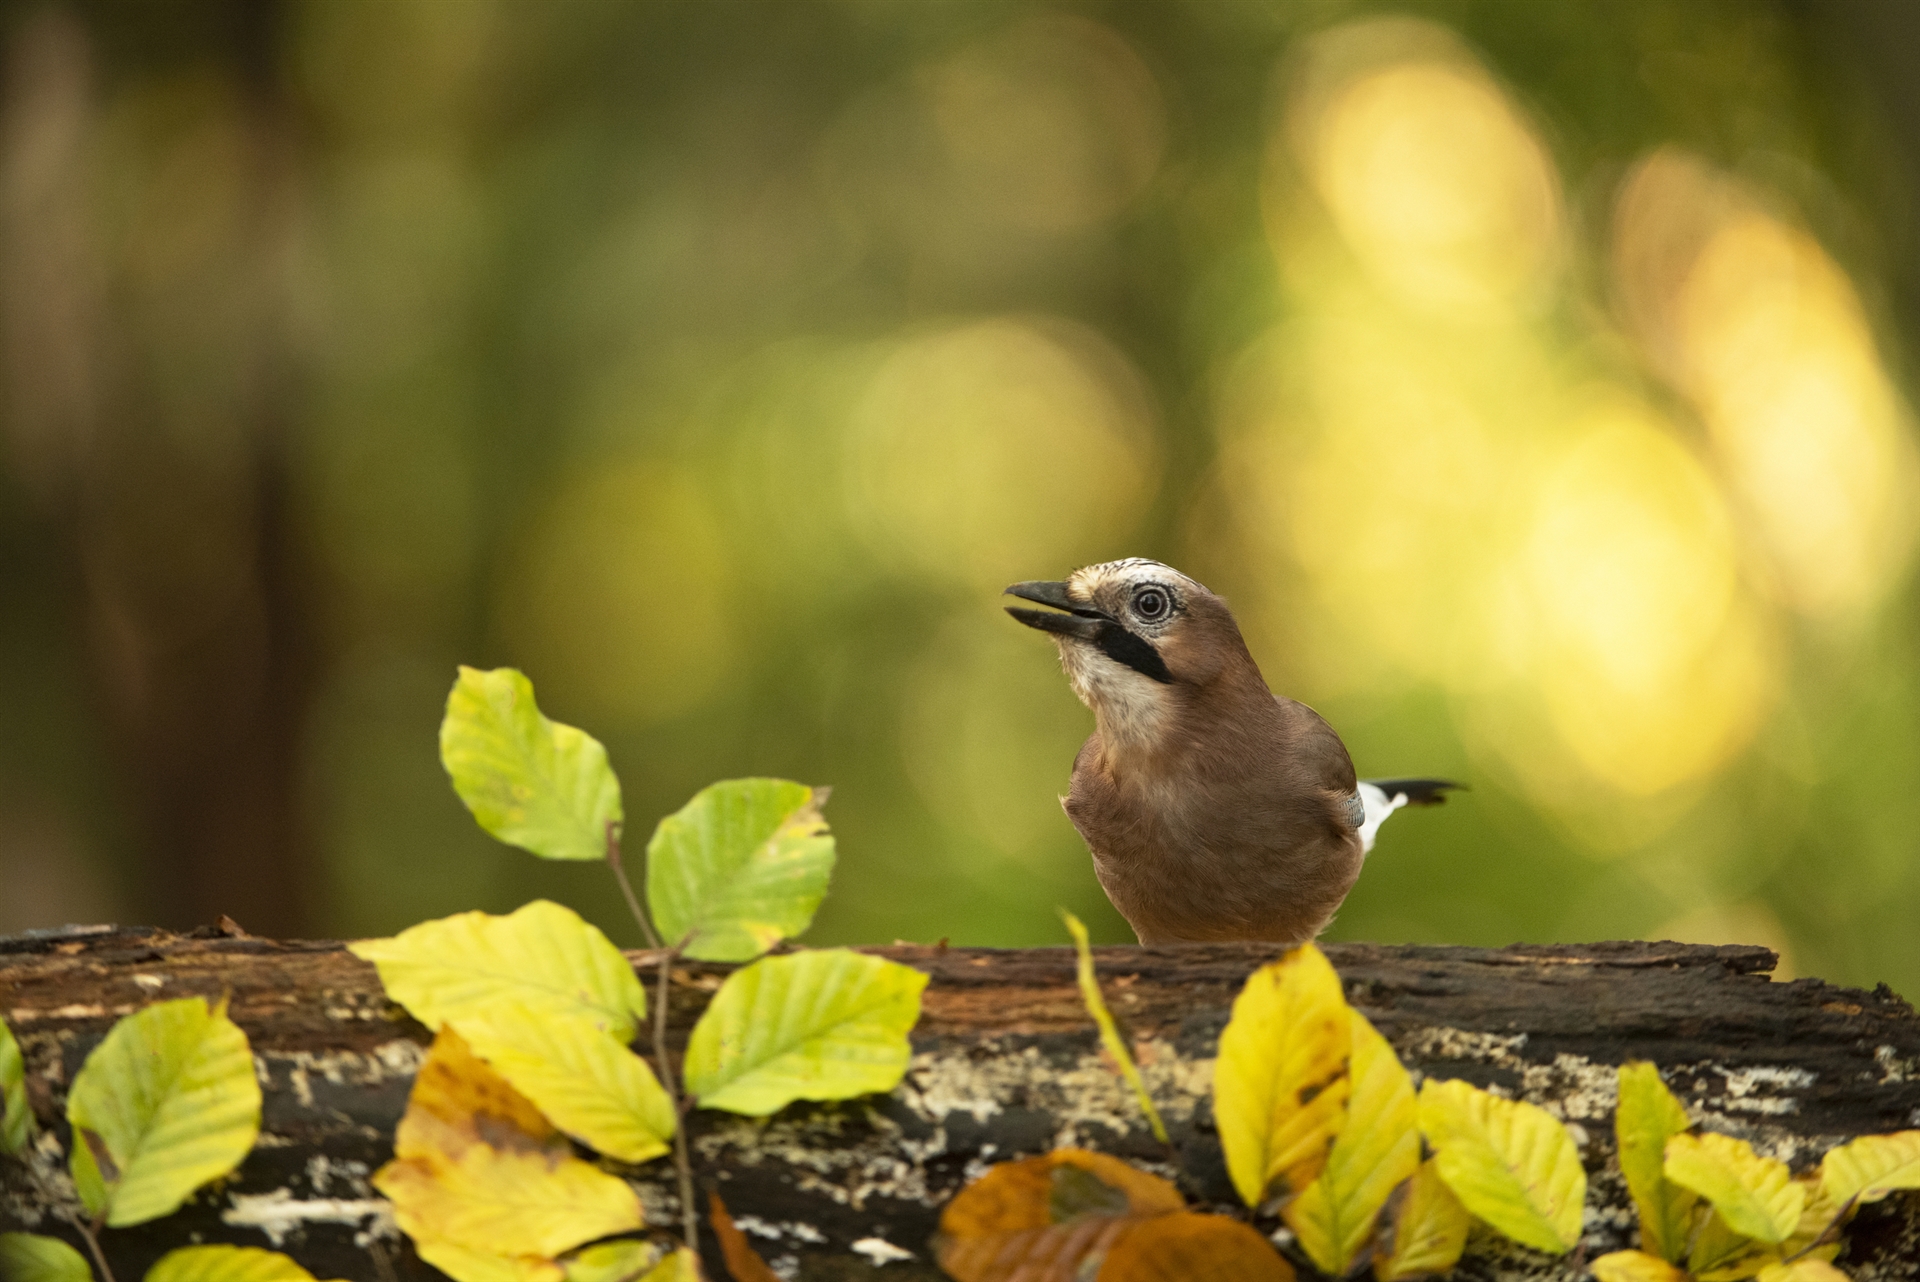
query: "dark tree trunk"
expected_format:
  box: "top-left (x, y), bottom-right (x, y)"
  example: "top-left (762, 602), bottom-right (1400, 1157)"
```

top-left (3, 928), bottom-right (1917, 1281)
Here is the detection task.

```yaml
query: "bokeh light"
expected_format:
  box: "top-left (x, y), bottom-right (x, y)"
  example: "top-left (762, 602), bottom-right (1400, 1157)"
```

top-left (3, 1), bottom-right (1920, 998)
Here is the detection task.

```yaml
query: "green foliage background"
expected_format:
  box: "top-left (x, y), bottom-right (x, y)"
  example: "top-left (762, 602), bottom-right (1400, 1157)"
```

top-left (1, 0), bottom-right (1917, 996)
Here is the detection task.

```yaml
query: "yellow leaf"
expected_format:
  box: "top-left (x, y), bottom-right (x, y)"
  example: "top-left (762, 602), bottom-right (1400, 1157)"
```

top-left (413, 1235), bottom-right (566, 1282)
top-left (1213, 944), bottom-right (1352, 1209)
top-left (1819, 1129), bottom-right (1920, 1208)
top-left (457, 1004), bottom-right (675, 1163)
top-left (1282, 1010), bottom-right (1418, 1275)
top-left (145, 1244), bottom-right (352, 1282)
top-left (631, 1248), bottom-right (701, 1282)
top-left (1062, 910), bottom-right (1167, 1143)
top-left (375, 1029), bottom-right (644, 1263)
top-left (1372, 1157), bottom-right (1470, 1282)
top-left (1417, 1078), bottom-right (1586, 1254)
top-left (1755, 1262), bottom-right (1850, 1282)
top-left (1664, 1133), bottom-right (1803, 1244)
top-left (562, 1240), bottom-right (666, 1282)
top-left (350, 900), bottom-right (648, 1042)
top-left (1615, 1061), bottom-right (1697, 1263)
top-left (1591, 1250), bottom-right (1692, 1282)
top-left (1688, 1209), bottom-right (1769, 1281)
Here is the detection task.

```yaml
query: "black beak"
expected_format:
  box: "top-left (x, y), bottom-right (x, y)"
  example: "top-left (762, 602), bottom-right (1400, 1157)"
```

top-left (1004, 581), bottom-right (1107, 640)
top-left (1003, 580), bottom-right (1175, 684)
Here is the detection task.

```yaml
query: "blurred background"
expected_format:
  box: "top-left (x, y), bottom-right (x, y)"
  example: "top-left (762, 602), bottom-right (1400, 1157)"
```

top-left (3, 0), bottom-right (1918, 996)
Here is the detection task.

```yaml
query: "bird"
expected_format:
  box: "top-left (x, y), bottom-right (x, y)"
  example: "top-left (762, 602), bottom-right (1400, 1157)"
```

top-left (1005, 557), bottom-right (1459, 946)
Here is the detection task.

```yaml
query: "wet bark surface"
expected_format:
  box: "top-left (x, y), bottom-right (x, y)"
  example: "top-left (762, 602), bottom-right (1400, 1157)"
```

top-left (3, 926), bottom-right (1917, 1281)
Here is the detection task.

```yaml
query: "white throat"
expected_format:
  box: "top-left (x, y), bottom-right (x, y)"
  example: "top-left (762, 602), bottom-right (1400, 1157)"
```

top-left (1057, 639), bottom-right (1172, 758)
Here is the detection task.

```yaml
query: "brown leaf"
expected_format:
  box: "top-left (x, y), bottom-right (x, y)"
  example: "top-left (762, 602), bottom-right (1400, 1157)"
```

top-left (710, 1191), bottom-right (780, 1282)
top-left (398, 1027), bottom-right (561, 1163)
top-left (1095, 1213), bottom-right (1294, 1282)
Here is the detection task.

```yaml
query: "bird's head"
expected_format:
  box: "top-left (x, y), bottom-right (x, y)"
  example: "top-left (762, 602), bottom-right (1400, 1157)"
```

top-left (1004, 559), bottom-right (1256, 738)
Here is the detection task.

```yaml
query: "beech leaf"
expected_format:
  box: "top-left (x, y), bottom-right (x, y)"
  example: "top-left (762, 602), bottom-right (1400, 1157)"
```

top-left (712, 1191), bottom-right (782, 1282)
top-left (1755, 1263), bottom-right (1850, 1282)
top-left (1417, 1077), bottom-right (1586, 1254)
top-left (0, 1016), bottom-right (29, 1156)
top-left (646, 778), bottom-right (835, 962)
top-left (1615, 1061), bottom-right (1698, 1262)
top-left (0, 1233), bottom-right (92, 1282)
top-left (145, 1244), bottom-right (350, 1282)
top-left (440, 666), bottom-right (622, 862)
top-left (1372, 1157), bottom-right (1470, 1282)
top-left (1213, 944), bottom-right (1352, 1209)
top-left (67, 996), bottom-right (262, 1227)
top-left (413, 1236), bottom-right (564, 1282)
top-left (1282, 1008), bottom-right (1418, 1276)
top-left (350, 900), bottom-right (648, 1041)
top-left (1819, 1129), bottom-right (1920, 1208)
top-left (1590, 1250), bottom-right (1693, 1282)
top-left (1664, 1132), bottom-right (1804, 1244)
top-left (683, 949), bottom-right (926, 1115)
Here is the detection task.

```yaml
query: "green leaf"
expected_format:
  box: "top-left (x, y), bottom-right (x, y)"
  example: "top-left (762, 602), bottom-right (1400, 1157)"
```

top-left (0, 1233), bottom-right (92, 1282)
top-left (145, 1244), bottom-right (346, 1282)
top-left (1820, 1129), bottom-right (1920, 1208)
top-left (1213, 943), bottom-right (1353, 1209)
top-left (350, 900), bottom-right (648, 1041)
top-left (684, 949), bottom-right (927, 1115)
top-left (1664, 1132), bottom-right (1803, 1244)
top-left (563, 1241), bottom-right (663, 1282)
top-left (1417, 1077), bottom-right (1586, 1254)
top-left (1, 1015), bottom-right (30, 1156)
top-left (1373, 1157), bottom-right (1470, 1281)
top-left (1283, 1008), bottom-right (1420, 1275)
top-left (441, 666), bottom-right (622, 862)
top-left (1061, 910), bottom-right (1166, 1143)
top-left (1615, 1061), bottom-right (1697, 1262)
top-left (457, 1004), bottom-right (675, 1163)
top-left (646, 778), bottom-right (835, 962)
top-left (67, 996), bottom-right (262, 1227)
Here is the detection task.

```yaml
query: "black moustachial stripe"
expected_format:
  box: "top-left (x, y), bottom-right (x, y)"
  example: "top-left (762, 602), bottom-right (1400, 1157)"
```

top-left (1097, 622), bottom-right (1173, 684)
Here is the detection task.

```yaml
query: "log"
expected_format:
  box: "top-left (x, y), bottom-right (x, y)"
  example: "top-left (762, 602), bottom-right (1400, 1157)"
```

top-left (3, 926), bottom-right (1918, 1281)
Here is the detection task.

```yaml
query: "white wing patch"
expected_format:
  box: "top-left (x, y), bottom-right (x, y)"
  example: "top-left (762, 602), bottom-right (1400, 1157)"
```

top-left (1355, 781), bottom-right (1410, 855)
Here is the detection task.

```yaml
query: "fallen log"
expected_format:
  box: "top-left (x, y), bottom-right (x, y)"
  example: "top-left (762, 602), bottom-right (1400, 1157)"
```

top-left (2, 927), bottom-right (1917, 1281)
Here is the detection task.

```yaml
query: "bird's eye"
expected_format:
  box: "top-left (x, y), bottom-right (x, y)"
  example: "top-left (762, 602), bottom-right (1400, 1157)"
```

top-left (1133, 587), bottom-right (1170, 621)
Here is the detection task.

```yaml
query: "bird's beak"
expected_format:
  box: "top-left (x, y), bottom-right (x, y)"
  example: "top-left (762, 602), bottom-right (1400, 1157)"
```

top-left (1004, 580), bottom-right (1108, 640)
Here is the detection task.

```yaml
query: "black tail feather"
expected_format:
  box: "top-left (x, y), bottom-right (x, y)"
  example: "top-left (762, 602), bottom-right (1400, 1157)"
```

top-left (1364, 777), bottom-right (1465, 806)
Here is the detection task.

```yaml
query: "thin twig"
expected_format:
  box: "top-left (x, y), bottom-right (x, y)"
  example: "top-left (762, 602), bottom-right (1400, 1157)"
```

top-left (653, 942), bottom-right (699, 1256)
top-left (73, 1214), bottom-right (115, 1282)
top-left (606, 821), bottom-right (662, 951)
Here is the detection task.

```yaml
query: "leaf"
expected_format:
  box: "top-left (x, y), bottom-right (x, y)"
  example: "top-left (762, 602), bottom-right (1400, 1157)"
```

top-left (1417, 1077), bottom-right (1586, 1254)
top-left (1213, 944), bottom-right (1352, 1209)
top-left (630, 1249), bottom-right (700, 1282)
top-left (683, 949), bottom-right (927, 1115)
top-left (0, 1016), bottom-right (29, 1156)
top-left (1615, 1061), bottom-right (1698, 1262)
top-left (1590, 1250), bottom-right (1692, 1282)
top-left (1756, 1263), bottom-right (1851, 1282)
top-left (1282, 1009), bottom-right (1418, 1275)
top-left (561, 1241), bottom-right (660, 1282)
top-left (0, 1233), bottom-right (92, 1282)
top-left (1061, 910), bottom-right (1167, 1143)
top-left (414, 1236), bottom-right (565, 1282)
top-left (441, 666), bottom-right (622, 862)
top-left (933, 1150), bottom-right (1189, 1282)
top-left (457, 1004), bottom-right (675, 1163)
top-left (1372, 1157), bottom-right (1470, 1282)
top-left (646, 778), bottom-right (836, 962)
top-left (1094, 1213), bottom-right (1294, 1282)
top-left (375, 1029), bottom-right (644, 1263)
top-left (1820, 1129), bottom-right (1920, 1208)
top-left (67, 996), bottom-right (262, 1227)
top-left (145, 1244), bottom-right (349, 1282)
top-left (712, 1191), bottom-right (782, 1282)
top-left (1664, 1133), bottom-right (1804, 1244)
top-left (1688, 1209), bottom-right (1767, 1281)
top-left (350, 900), bottom-right (648, 1041)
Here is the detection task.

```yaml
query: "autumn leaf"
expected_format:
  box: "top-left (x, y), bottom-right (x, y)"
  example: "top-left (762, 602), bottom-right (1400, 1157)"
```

top-left (1213, 944), bottom-right (1352, 1209)
top-left (145, 1244), bottom-right (352, 1282)
top-left (1615, 1061), bottom-right (1698, 1262)
top-left (1282, 1009), bottom-right (1418, 1276)
top-left (1590, 1249), bottom-right (1692, 1282)
top-left (1371, 1157), bottom-right (1470, 1282)
top-left (1062, 910), bottom-right (1167, 1143)
top-left (1664, 1133), bottom-right (1803, 1245)
top-left (1417, 1077), bottom-right (1586, 1254)
top-left (711, 1191), bottom-right (781, 1282)
top-left (1819, 1129), bottom-right (1920, 1209)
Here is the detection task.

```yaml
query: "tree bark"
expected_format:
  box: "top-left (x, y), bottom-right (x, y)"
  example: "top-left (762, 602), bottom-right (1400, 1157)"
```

top-left (2, 927), bottom-right (1917, 1281)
